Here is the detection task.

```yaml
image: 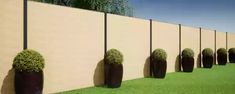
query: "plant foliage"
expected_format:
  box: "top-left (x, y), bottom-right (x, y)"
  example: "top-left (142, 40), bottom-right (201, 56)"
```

top-left (105, 49), bottom-right (123, 64)
top-left (182, 48), bottom-right (194, 58)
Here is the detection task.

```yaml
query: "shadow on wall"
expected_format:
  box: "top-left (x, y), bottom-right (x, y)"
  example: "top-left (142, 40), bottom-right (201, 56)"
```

top-left (175, 55), bottom-right (181, 72)
top-left (143, 56), bottom-right (150, 77)
top-left (93, 60), bottom-right (104, 86)
top-left (196, 54), bottom-right (201, 68)
top-left (1, 69), bottom-right (15, 94)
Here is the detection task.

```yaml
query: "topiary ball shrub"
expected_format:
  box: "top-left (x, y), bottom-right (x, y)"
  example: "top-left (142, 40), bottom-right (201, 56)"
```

top-left (151, 49), bottom-right (167, 61)
top-left (228, 48), bottom-right (235, 63)
top-left (181, 48), bottom-right (194, 72)
top-left (13, 49), bottom-right (45, 94)
top-left (150, 49), bottom-right (167, 78)
top-left (104, 49), bottom-right (123, 88)
top-left (104, 49), bottom-right (123, 64)
top-left (13, 49), bottom-right (45, 72)
top-left (182, 48), bottom-right (194, 58)
top-left (202, 48), bottom-right (214, 68)
top-left (217, 48), bottom-right (227, 65)
top-left (202, 48), bottom-right (213, 57)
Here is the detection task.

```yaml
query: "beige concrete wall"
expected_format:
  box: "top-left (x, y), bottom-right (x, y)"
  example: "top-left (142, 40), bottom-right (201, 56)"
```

top-left (201, 29), bottom-right (215, 65)
top-left (228, 33), bottom-right (235, 49)
top-left (181, 26), bottom-right (200, 68)
top-left (152, 21), bottom-right (179, 72)
top-left (107, 14), bottom-right (150, 80)
top-left (0, 0), bottom-right (23, 94)
top-left (28, 1), bottom-right (104, 93)
top-left (216, 31), bottom-right (226, 49)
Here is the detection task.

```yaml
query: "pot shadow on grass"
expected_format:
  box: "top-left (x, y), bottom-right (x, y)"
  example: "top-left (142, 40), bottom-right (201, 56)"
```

top-left (175, 55), bottom-right (181, 72)
top-left (1, 69), bottom-right (15, 94)
top-left (143, 56), bottom-right (150, 78)
top-left (93, 60), bottom-right (105, 87)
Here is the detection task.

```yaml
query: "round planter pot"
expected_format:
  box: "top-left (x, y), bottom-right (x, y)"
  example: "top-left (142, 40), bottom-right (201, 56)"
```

top-left (229, 53), bottom-right (235, 63)
top-left (104, 63), bottom-right (123, 88)
top-left (151, 59), bottom-right (167, 78)
top-left (15, 70), bottom-right (43, 94)
top-left (182, 57), bottom-right (194, 72)
top-left (217, 54), bottom-right (227, 65)
top-left (202, 56), bottom-right (213, 68)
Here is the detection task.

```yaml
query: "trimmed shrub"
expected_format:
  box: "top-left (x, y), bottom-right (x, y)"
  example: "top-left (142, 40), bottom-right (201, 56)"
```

top-left (105, 49), bottom-right (123, 64)
top-left (151, 49), bottom-right (167, 61)
top-left (202, 48), bottom-right (213, 57)
top-left (217, 48), bottom-right (227, 56)
top-left (13, 49), bottom-right (45, 72)
top-left (228, 48), bottom-right (235, 63)
top-left (228, 48), bottom-right (235, 54)
top-left (182, 48), bottom-right (194, 58)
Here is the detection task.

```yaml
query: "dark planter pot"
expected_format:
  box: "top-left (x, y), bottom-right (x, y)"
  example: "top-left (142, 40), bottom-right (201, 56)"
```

top-left (104, 63), bottom-right (123, 88)
top-left (217, 54), bottom-right (227, 65)
top-left (15, 70), bottom-right (43, 94)
top-left (202, 56), bottom-right (213, 68)
top-left (182, 57), bottom-right (194, 72)
top-left (229, 53), bottom-right (235, 63)
top-left (151, 59), bottom-right (167, 78)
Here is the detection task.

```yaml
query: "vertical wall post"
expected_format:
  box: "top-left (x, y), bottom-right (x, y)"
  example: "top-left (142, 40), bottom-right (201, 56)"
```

top-left (104, 13), bottom-right (107, 54)
top-left (149, 19), bottom-right (152, 76)
top-left (23, 0), bottom-right (27, 49)
top-left (214, 30), bottom-right (217, 65)
top-left (199, 27), bottom-right (202, 67)
top-left (226, 32), bottom-right (228, 51)
top-left (179, 24), bottom-right (182, 71)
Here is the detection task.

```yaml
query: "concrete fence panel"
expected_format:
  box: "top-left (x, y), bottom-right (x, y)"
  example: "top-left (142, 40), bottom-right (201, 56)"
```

top-left (107, 14), bottom-right (150, 80)
top-left (152, 21), bottom-right (179, 72)
top-left (201, 29), bottom-right (215, 66)
top-left (215, 31), bottom-right (226, 64)
top-left (181, 26), bottom-right (200, 68)
top-left (28, 1), bottom-right (104, 93)
top-left (228, 33), bottom-right (235, 49)
top-left (0, 0), bottom-right (23, 94)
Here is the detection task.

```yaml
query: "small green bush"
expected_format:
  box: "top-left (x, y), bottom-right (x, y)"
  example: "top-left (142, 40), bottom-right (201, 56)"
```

top-left (202, 48), bottom-right (213, 56)
top-left (151, 49), bottom-right (167, 61)
top-left (105, 49), bottom-right (123, 64)
top-left (228, 48), bottom-right (235, 54)
top-left (13, 49), bottom-right (45, 72)
top-left (182, 48), bottom-right (194, 58)
top-left (217, 48), bottom-right (227, 55)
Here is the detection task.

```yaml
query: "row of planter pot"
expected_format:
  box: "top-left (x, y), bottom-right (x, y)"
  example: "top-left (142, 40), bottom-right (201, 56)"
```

top-left (11, 48), bottom-right (235, 94)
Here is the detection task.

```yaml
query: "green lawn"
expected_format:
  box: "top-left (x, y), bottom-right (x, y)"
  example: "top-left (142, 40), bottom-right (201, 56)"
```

top-left (57, 64), bottom-right (235, 94)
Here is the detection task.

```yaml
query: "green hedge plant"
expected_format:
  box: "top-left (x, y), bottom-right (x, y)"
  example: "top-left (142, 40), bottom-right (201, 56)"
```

top-left (151, 49), bottom-right (167, 61)
top-left (217, 48), bottom-right (227, 55)
top-left (202, 48), bottom-right (213, 57)
top-left (105, 49), bottom-right (123, 64)
top-left (228, 48), bottom-right (235, 54)
top-left (182, 48), bottom-right (194, 58)
top-left (13, 49), bottom-right (45, 72)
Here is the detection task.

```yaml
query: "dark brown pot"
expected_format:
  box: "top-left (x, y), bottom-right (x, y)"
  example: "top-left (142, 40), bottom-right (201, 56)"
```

top-left (202, 56), bottom-right (213, 68)
top-left (229, 53), bottom-right (235, 63)
top-left (104, 63), bottom-right (123, 88)
top-left (217, 54), bottom-right (227, 65)
top-left (151, 59), bottom-right (167, 78)
top-left (15, 70), bottom-right (43, 94)
top-left (182, 57), bottom-right (194, 72)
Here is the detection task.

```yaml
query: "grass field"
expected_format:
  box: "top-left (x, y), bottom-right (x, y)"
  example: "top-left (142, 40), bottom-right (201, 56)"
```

top-left (57, 64), bottom-right (235, 94)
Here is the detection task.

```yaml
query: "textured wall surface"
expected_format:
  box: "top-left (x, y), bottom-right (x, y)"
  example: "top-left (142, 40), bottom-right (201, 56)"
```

top-left (181, 26), bottom-right (200, 68)
top-left (228, 33), bottom-right (235, 49)
top-left (152, 21), bottom-right (179, 72)
top-left (28, 2), bottom-right (104, 93)
top-left (0, 0), bottom-right (23, 94)
top-left (107, 14), bottom-right (150, 80)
